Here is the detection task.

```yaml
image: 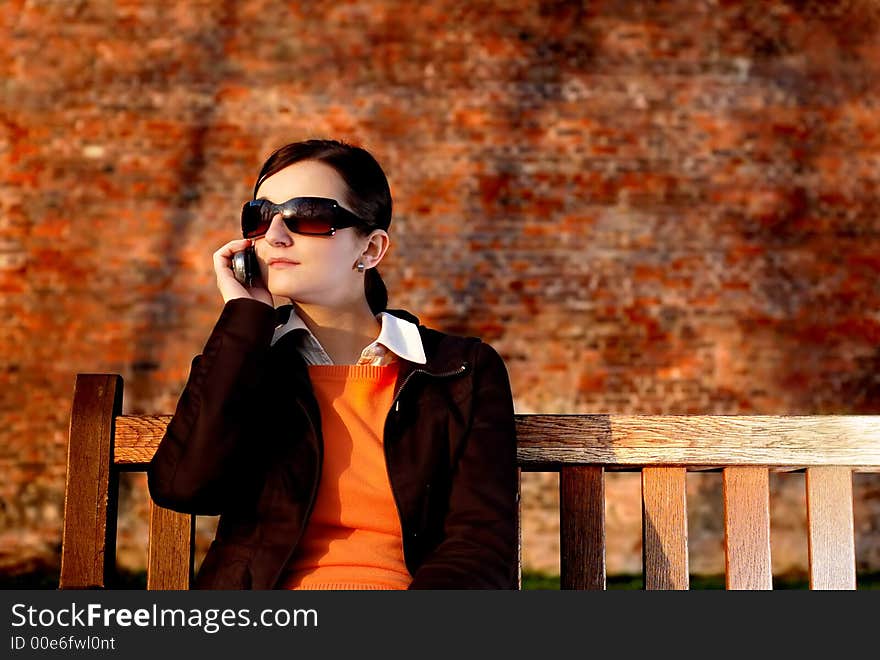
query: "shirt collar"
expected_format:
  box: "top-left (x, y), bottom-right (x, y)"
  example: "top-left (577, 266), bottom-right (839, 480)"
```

top-left (271, 306), bottom-right (427, 365)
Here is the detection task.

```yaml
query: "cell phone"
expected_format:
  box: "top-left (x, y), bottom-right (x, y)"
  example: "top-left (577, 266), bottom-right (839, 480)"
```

top-left (231, 245), bottom-right (259, 288)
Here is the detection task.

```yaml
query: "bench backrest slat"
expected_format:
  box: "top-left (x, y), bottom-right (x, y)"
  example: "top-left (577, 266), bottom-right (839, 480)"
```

top-left (147, 502), bottom-right (193, 590)
top-left (560, 466), bottom-right (605, 589)
top-left (642, 467), bottom-right (689, 589)
top-left (517, 415), bottom-right (880, 469)
top-left (723, 467), bottom-right (772, 589)
top-left (806, 466), bottom-right (856, 589)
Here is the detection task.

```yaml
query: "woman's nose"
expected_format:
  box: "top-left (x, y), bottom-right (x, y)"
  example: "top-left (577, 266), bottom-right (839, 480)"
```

top-left (264, 213), bottom-right (292, 245)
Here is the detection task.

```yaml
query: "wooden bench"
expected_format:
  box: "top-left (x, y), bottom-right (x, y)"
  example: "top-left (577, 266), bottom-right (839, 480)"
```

top-left (60, 373), bottom-right (880, 590)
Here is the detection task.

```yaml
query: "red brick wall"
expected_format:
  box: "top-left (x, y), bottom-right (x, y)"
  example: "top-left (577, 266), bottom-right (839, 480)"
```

top-left (2, 0), bottom-right (879, 580)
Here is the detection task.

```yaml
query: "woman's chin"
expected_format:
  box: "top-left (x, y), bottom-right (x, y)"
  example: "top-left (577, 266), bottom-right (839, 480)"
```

top-left (266, 274), bottom-right (301, 296)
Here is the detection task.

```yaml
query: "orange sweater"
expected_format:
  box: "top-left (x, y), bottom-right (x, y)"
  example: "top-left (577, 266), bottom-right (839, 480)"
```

top-left (279, 363), bottom-right (412, 590)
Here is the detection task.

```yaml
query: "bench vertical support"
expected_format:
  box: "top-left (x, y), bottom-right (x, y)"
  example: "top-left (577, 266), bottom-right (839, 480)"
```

top-left (516, 467), bottom-right (522, 590)
top-left (642, 467), bottom-right (689, 589)
top-left (560, 466), bottom-right (605, 589)
top-left (806, 466), bottom-right (856, 590)
top-left (60, 374), bottom-right (123, 589)
top-left (147, 503), bottom-right (195, 590)
top-left (723, 467), bottom-right (772, 590)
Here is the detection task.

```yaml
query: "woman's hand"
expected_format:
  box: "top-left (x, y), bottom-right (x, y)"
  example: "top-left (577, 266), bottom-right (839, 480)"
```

top-left (213, 239), bottom-right (274, 307)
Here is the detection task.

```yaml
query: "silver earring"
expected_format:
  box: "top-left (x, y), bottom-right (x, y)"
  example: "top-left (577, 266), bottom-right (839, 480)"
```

top-left (356, 261), bottom-right (365, 273)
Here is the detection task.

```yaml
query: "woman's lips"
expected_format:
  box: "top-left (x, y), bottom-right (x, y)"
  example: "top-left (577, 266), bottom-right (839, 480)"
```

top-left (268, 259), bottom-right (300, 268)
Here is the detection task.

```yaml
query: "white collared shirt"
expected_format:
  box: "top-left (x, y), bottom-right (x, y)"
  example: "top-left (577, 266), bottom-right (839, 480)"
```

top-left (271, 307), bottom-right (427, 366)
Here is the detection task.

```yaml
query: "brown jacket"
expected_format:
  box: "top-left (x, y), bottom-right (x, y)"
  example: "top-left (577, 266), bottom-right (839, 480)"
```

top-left (147, 298), bottom-right (519, 589)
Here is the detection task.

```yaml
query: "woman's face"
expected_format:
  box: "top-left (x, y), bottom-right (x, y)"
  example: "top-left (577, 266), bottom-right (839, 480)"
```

top-left (252, 160), bottom-right (377, 307)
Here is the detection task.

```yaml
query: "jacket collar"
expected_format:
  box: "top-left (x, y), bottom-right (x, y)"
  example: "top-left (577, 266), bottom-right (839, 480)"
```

top-left (272, 305), bottom-right (427, 365)
top-left (385, 308), bottom-right (473, 377)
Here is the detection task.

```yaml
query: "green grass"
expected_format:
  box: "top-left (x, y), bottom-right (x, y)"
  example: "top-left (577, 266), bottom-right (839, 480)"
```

top-left (521, 570), bottom-right (880, 590)
top-left (4, 569), bottom-right (880, 590)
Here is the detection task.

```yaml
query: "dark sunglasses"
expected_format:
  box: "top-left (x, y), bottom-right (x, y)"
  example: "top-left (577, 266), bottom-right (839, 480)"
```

top-left (241, 196), bottom-right (366, 238)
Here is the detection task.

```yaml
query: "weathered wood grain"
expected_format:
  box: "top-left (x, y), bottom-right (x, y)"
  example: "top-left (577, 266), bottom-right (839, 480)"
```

top-left (643, 467), bottom-right (689, 590)
top-left (60, 374), bottom-right (122, 588)
top-left (114, 415), bottom-right (172, 465)
top-left (806, 466), bottom-right (856, 590)
top-left (516, 467), bottom-right (522, 590)
top-left (516, 415), bottom-right (880, 469)
top-left (560, 466), bottom-right (605, 590)
top-left (147, 502), bottom-right (194, 590)
top-left (723, 467), bottom-right (772, 590)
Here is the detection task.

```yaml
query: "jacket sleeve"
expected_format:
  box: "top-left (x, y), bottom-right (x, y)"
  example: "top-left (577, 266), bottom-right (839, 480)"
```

top-left (147, 298), bottom-right (278, 516)
top-left (408, 340), bottom-right (519, 589)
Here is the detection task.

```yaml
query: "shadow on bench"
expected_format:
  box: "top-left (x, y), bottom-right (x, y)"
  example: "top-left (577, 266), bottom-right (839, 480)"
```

top-left (60, 374), bottom-right (880, 590)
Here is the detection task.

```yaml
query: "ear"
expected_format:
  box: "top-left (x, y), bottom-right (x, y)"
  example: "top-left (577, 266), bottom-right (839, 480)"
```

top-left (362, 230), bottom-right (390, 268)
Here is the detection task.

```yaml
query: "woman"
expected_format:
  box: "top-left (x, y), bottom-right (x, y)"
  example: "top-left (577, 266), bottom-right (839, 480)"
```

top-left (148, 138), bottom-right (518, 589)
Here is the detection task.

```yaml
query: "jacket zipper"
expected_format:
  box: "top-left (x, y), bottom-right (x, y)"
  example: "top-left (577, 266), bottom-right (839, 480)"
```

top-left (391, 361), bottom-right (469, 414)
top-left (384, 361), bottom-right (470, 555)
